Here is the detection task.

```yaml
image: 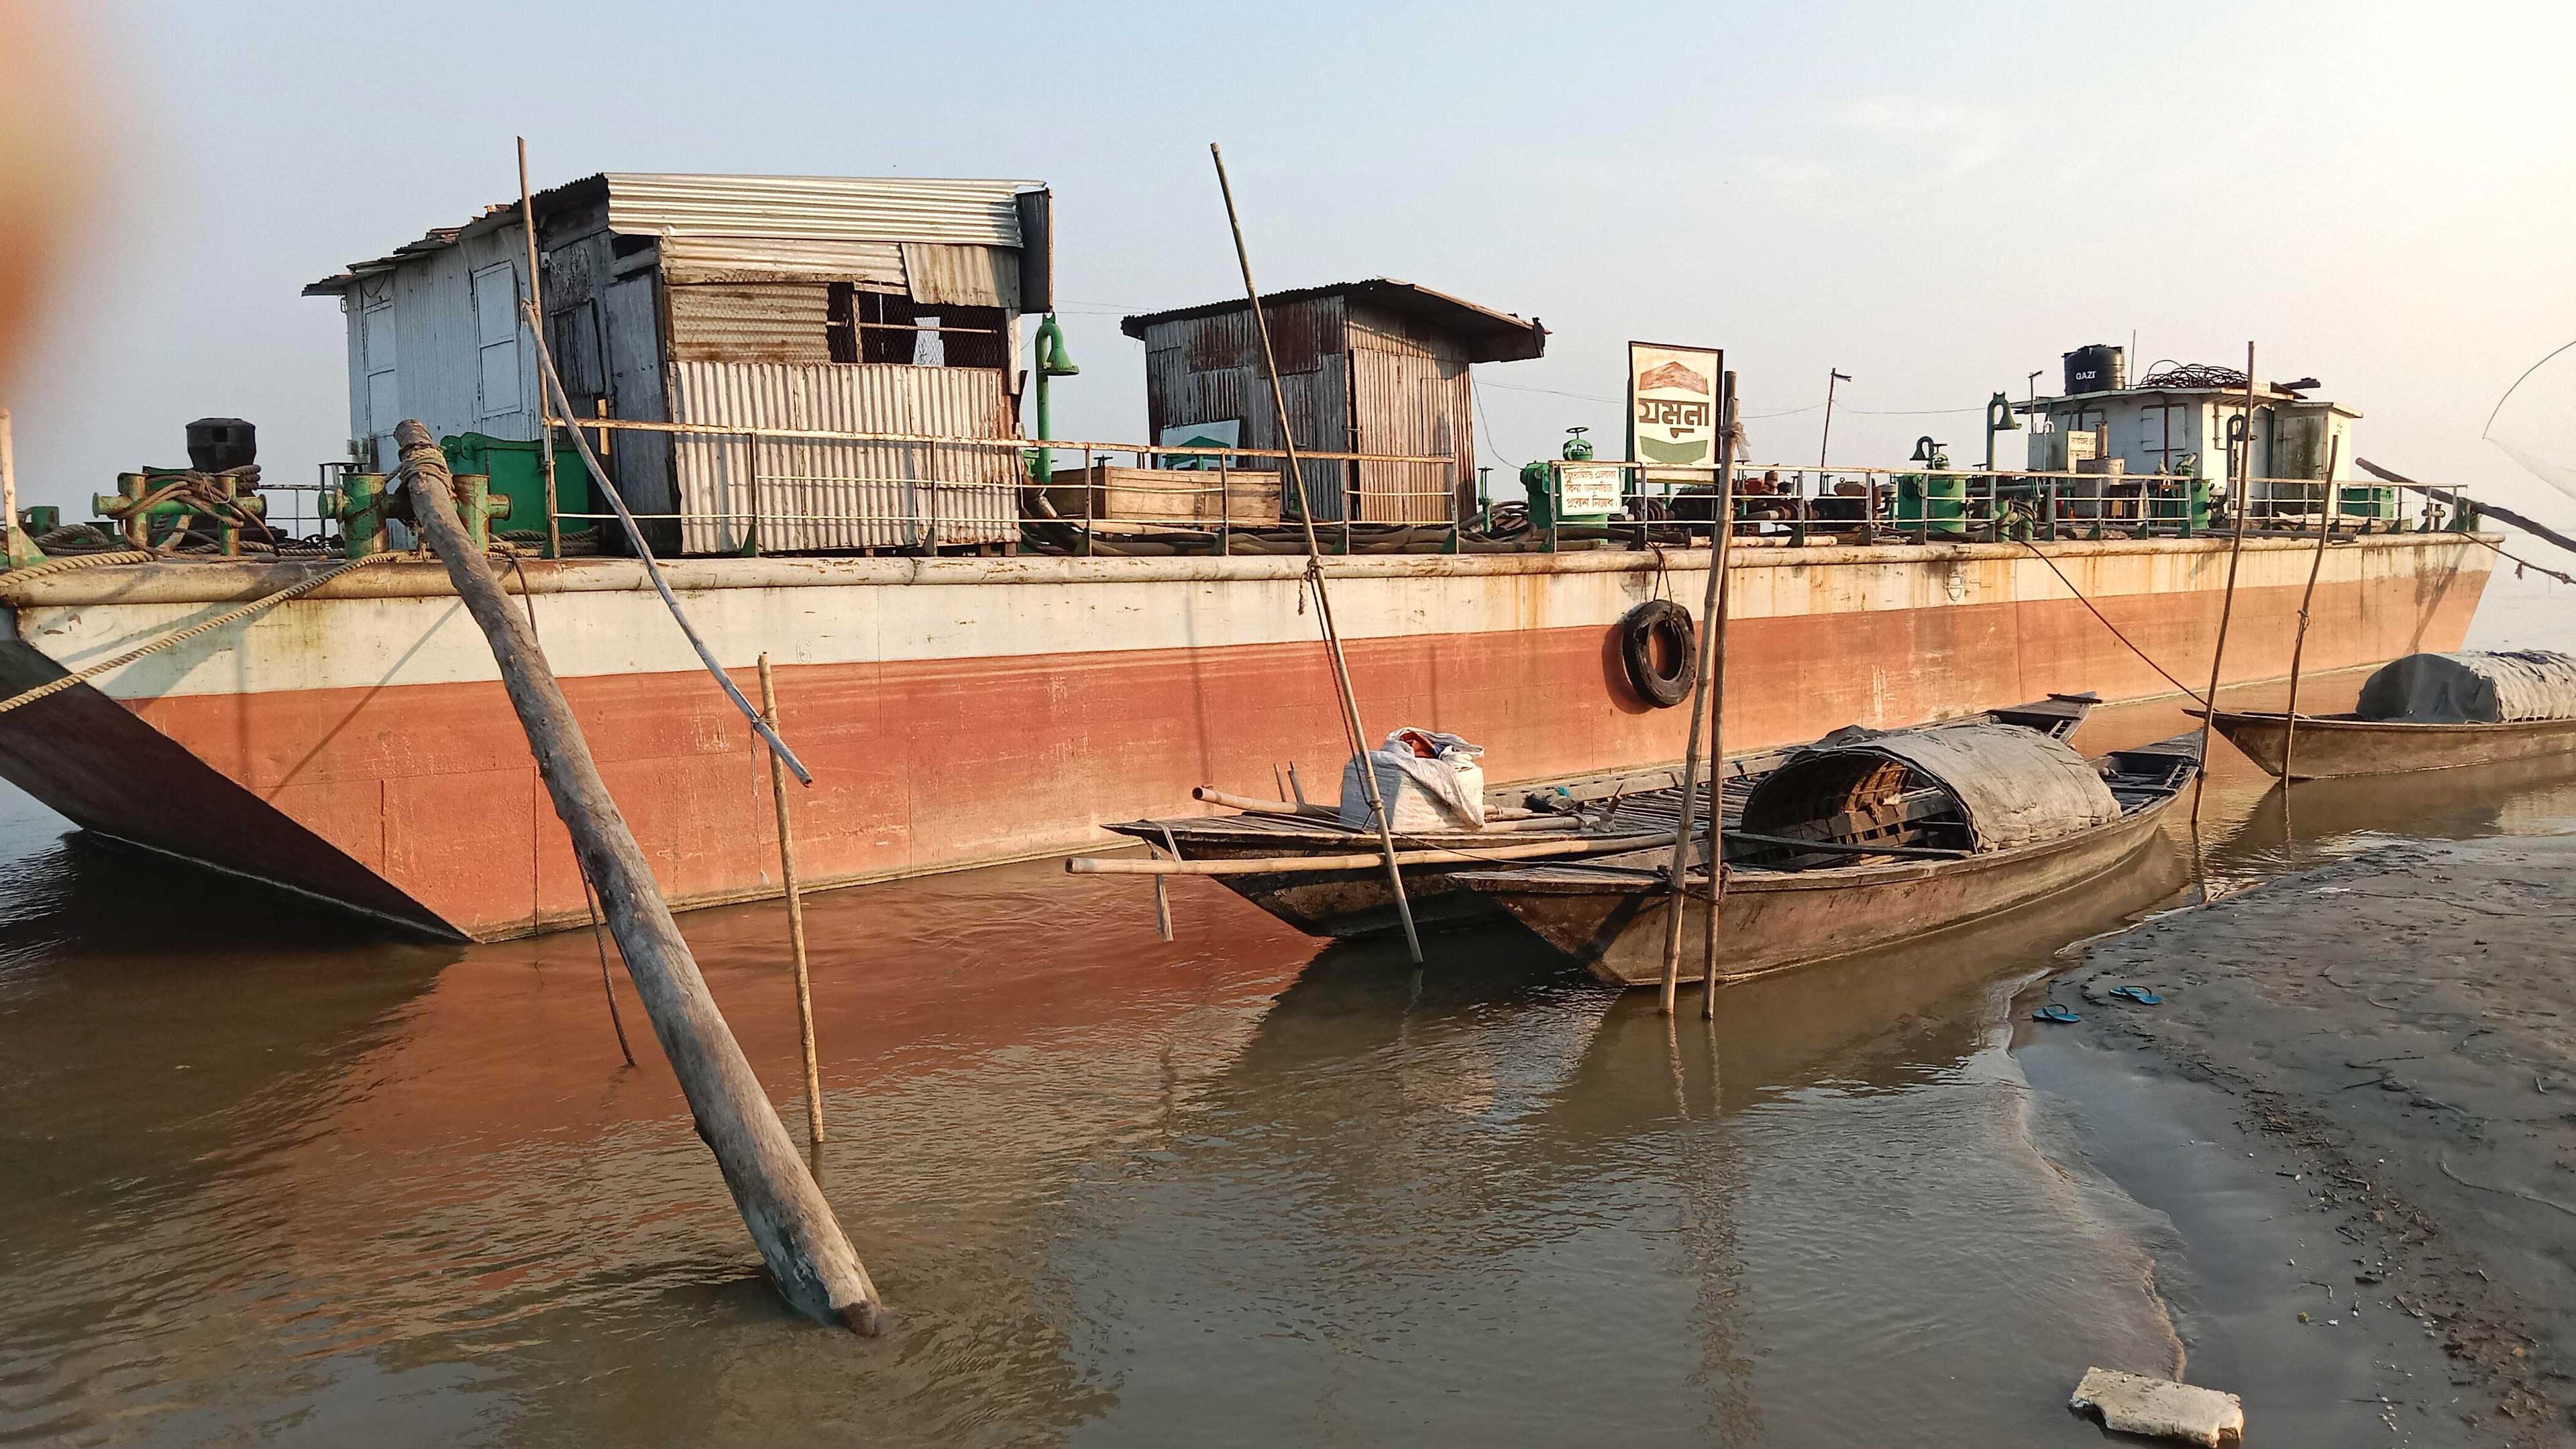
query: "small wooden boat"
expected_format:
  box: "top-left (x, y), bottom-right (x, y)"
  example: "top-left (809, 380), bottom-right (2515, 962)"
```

top-left (1081, 694), bottom-right (2100, 939)
top-left (2203, 649), bottom-right (2576, 780)
top-left (1454, 728), bottom-right (2198, 989)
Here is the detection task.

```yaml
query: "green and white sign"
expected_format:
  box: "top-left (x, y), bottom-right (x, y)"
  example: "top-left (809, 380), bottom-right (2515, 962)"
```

top-left (1627, 342), bottom-right (1723, 481)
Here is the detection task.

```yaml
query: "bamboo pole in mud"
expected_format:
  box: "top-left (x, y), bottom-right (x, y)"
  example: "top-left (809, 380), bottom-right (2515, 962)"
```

top-left (1659, 372), bottom-right (1738, 1016)
top-left (2190, 344), bottom-right (2258, 834)
top-left (1208, 142), bottom-right (1421, 964)
top-left (0, 407), bottom-right (21, 568)
top-left (392, 421), bottom-right (883, 1332)
top-left (2279, 435), bottom-right (2343, 785)
top-left (1698, 384), bottom-right (1743, 1022)
top-left (759, 653), bottom-right (826, 1151)
top-left (517, 139), bottom-right (561, 562)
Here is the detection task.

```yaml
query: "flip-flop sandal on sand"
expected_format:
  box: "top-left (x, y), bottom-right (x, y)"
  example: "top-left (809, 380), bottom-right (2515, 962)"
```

top-left (2031, 1004), bottom-right (2082, 1023)
top-left (2108, 986), bottom-right (2162, 1005)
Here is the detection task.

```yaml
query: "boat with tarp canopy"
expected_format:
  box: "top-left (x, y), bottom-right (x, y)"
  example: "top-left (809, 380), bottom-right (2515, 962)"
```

top-left (2204, 649), bottom-right (2576, 780)
top-left (1455, 726), bottom-right (2199, 989)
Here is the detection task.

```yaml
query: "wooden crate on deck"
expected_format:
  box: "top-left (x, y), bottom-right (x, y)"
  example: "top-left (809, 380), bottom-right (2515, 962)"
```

top-left (1042, 464), bottom-right (1281, 525)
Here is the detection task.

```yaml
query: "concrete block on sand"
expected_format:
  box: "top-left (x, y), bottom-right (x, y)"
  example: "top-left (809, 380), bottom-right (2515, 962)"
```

top-left (2070, 1366), bottom-right (2245, 1445)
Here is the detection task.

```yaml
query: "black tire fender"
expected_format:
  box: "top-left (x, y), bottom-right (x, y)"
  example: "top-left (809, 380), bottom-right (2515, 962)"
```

top-left (1617, 599), bottom-right (1697, 708)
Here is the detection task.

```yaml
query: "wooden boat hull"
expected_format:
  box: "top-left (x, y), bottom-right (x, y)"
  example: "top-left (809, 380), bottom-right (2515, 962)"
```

top-left (1214, 859), bottom-right (1509, 938)
top-left (1481, 791), bottom-right (2180, 989)
top-left (2204, 709), bottom-right (2576, 780)
top-left (1126, 822), bottom-right (1692, 939)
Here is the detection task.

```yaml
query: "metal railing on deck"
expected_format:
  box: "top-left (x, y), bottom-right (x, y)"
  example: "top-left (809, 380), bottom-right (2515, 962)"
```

top-left (482, 413), bottom-right (2486, 559)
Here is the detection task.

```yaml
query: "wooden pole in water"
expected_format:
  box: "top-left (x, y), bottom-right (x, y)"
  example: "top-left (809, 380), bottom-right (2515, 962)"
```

top-left (393, 421), bottom-right (882, 1332)
top-left (0, 407), bottom-right (22, 568)
top-left (2279, 435), bottom-right (2342, 785)
top-left (1699, 383), bottom-right (1743, 1022)
top-left (1208, 143), bottom-right (1421, 964)
top-left (1659, 370), bottom-right (1736, 1016)
top-left (518, 138), bottom-right (562, 561)
top-left (2190, 344), bottom-right (2257, 833)
top-left (759, 653), bottom-right (825, 1150)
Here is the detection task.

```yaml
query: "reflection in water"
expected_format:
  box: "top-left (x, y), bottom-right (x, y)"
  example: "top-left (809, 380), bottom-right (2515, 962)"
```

top-left (1, 680), bottom-right (2573, 1446)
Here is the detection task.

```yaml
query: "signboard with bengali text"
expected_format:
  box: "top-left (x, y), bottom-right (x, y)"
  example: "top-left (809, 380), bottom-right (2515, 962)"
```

top-left (1557, 462), bottom-right (1625, 516)
top-left (1627, 341), bottom-right (1724, 487)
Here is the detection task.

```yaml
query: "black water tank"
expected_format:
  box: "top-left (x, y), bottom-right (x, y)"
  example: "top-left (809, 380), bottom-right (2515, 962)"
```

top-left (2063, 345), bottom-right (2126, 396)
top-left (185, 417), bottom-right (256, 473)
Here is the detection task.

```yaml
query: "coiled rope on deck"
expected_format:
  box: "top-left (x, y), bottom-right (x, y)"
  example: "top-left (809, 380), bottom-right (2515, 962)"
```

top-left (0, 552), bottom-right (402, 717)
top-left (0, 549), bottom-right (159, 584)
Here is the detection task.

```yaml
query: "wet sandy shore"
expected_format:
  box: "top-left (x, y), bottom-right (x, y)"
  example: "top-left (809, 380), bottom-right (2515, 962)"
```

top-left (2021, 833), bottom-right (2576, 1448)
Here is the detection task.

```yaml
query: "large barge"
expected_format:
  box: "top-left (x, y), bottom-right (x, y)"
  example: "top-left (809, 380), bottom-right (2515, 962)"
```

top-left (0, 168), bottom-right (2500, 938)
top-left (0, 531), bottom-right (2488, 940)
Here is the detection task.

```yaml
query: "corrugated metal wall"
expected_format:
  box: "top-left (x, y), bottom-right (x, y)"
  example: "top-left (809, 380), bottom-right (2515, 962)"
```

top-left (352, 227), bottom-right (545, 470)
top-left (1140, 297), bottom-right (1352, 521)
top-left (669, 362), bottom-right (1018, 553)
top-left (1346, 299), bottom-right (1472, 524)
top-left (599, 174), bottom-right (1029, 248)
top-left (600, 272), bottom-right (678, 541)
top-left (658, 236), bottom-right (906, 288)
top-left (667, 284), bottom-right (833, 364)
top-left (1350, 347), bottom-right (1468, 523)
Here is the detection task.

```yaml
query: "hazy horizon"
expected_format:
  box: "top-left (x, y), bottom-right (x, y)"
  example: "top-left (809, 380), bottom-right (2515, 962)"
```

top-left (9, 2), bottom-right (2574, 531)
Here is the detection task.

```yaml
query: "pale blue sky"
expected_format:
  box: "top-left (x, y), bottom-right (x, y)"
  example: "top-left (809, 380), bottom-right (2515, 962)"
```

top-left (13, 1), bottom-right (2576, 521)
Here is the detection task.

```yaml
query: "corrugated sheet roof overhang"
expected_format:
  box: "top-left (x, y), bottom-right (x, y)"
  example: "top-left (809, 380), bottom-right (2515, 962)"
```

top-left (1121, 278), bottom-right (1548, 364)
top-left (306, 173), bottom-right (1042, 295)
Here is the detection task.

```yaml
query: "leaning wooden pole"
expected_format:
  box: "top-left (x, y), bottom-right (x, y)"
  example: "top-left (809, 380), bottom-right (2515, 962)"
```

top-left (2279, 435), bottom-right (2342, 784)
top-left (759, 654), bottom-right (826, 1151)
top-left (392, 421), bottom-right (882, 1332)
top-left (1209, 142), bottom-right (1421, 963)
top-left (2190, 343), bottom-right (2258, 833)
top-left (1698, 384), bottom-right (1743, 1022)
top-left (1658, 369), bottom-right (1735, 1016)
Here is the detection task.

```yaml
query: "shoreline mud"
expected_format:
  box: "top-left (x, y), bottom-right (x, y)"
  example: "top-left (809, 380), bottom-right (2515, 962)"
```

top-left (2019, 833), bottom-right (2576, 1447)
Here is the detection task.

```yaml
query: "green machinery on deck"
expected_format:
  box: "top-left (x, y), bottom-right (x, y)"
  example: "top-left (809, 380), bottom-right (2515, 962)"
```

top-left (1521, 427), bottom-right (1618, 532)
top-left (317, 433), bottom-right (582, 559)
top-left (435, 434), bottom-right (589, 541)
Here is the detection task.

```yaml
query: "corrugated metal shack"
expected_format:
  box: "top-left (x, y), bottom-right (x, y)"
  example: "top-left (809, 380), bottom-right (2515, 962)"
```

top-left (309, 172), bottom-right (1051, 554)
top-left (1120, 280), bottom-right (1545, 523)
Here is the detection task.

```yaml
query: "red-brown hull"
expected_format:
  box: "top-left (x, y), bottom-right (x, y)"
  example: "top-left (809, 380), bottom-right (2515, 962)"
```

top-left (0, 538), bottom-right (2489, 939)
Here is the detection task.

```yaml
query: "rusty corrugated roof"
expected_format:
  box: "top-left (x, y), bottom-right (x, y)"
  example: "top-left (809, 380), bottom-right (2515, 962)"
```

top-left (1122, 278), bottom-right (1547, 364)
top-left (305, 174), bottom-right (1043, 296)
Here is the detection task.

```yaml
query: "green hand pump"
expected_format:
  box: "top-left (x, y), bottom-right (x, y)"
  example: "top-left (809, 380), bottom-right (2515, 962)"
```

top-left (1030, 315), bottom-right (1080, 486)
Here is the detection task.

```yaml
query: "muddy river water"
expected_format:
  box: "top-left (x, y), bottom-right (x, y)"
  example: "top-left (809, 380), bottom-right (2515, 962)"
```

top-left (1, 579), bottom-right (2567, 1446)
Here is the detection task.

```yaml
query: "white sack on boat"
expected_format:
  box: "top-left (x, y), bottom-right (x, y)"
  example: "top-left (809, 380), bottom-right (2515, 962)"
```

top-left (2068, 1366), bottom-right (2244, 1446)
top-left (1745, 720), bottom-right (2119, 853)
top-left (2355, 649), bottom-right (2576, 724)
top-left (1340, 729), bottom-right (1487, 832)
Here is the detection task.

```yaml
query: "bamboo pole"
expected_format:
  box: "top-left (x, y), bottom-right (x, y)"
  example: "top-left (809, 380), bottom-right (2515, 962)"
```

top-left (2278, 435), bottom-right (2343, 784)
top-left (1208, 142), bottom-right (1421, 963)
top-left (392, 421), bottom-right (881, 1332)
top-left (1191, 785), bottom-right (1336, 818)
top-left (1659, 369), bottom-right (1736, 1016)
top-left (1066, 831), bottom-right (1672, 875)
top-left (759, 653), bottom-right (824, 1150)
top-left (2190, 344), bottom-right (2257, 833)
top-left (0, 407), bottom-right (27, 570)
top-left (517, 139), bottom-right (561, 561)
top-left (1699, 382), bottom-right (1743, 1020)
